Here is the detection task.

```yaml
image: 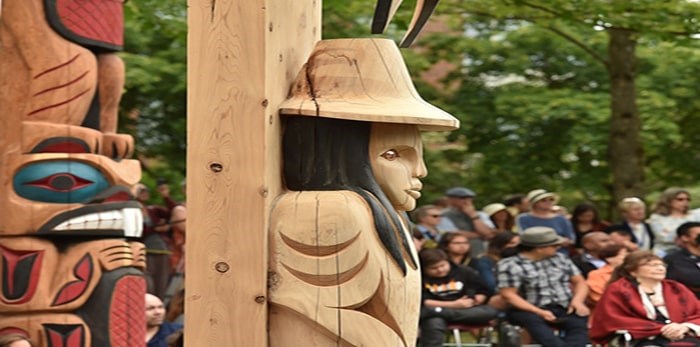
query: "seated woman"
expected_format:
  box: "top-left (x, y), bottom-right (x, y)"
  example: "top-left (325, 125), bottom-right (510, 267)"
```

top-left (438, 231), bottom-right (476, 268)
top-left (590, 250), bottom-right (700, 346)
top-left (419, 248), bottom-right (499, 347)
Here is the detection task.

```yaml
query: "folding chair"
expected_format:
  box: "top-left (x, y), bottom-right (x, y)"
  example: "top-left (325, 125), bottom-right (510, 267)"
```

top-left (442, 323), bottom-right (494, 347)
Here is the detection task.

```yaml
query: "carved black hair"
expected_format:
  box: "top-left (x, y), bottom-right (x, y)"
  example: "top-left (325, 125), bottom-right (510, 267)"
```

top-left (282, 116), bottom-right (416, 274)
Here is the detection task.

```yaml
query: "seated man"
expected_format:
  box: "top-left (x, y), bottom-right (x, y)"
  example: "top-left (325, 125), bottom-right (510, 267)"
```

top-left (664, 222), bottom-right (700, 299)
top-left (419, 248), bottom-right (499, 347)
top-left (571, 231), bottom-right (612, 278)
top-left (146, 293), bottom-right (183, 347)
top-left (497, 227), bottom-right (589, 347)
top-left (606, 226), bottom-right (640, 252)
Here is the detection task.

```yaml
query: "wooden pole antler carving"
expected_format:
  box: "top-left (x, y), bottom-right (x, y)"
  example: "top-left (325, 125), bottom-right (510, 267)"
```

top-left (371, 0), bottom-right (403, 34)
top-left (400, 0), bottom-right (440, 47)
top-left (371, 0), bottom-right (441, 47)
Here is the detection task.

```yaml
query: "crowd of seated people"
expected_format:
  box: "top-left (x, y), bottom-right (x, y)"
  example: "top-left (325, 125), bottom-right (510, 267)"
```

top-left (413, 186), bottom-right (700, 347)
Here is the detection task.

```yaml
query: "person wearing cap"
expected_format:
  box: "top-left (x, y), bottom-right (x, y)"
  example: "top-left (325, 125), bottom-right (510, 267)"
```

top-left (496, 227), bottom-right (590, 347)
top-left (439, 187), bottom-right (495, 256)
top-left (483, 202), bottom-right (515, 233)
top-left (515, 189), bottom-right (575, 253)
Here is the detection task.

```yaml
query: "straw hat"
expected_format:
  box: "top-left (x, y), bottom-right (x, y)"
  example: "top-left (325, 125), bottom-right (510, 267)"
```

top-left (279, 38), bottom-right (459, 131)
top-left (483, 203), bottom-right (507, 217)
top-left (520, 227), bottom-right (565, 247)
top-left (527, 189), bottom-right (560, 205)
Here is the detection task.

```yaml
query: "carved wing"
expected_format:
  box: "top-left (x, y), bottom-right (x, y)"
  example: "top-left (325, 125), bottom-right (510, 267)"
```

top-left (269, 190), bottom-right (419, 346)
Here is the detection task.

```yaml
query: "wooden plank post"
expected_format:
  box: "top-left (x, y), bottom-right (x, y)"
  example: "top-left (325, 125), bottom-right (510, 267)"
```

top-left (186, 0), bottom-right (320, 345)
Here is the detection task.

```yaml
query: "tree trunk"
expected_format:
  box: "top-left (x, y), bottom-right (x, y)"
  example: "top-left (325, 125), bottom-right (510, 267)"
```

top-left (607, 28), bottom-right (644, 204)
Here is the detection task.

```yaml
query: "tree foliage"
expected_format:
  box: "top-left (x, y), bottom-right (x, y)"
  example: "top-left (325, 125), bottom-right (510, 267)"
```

top-left (401, 0), bottom-right (700, 216)
top-left (120, 0), bottom-right (700, 215)
top-left (121, 0), bottom-right (187, 191)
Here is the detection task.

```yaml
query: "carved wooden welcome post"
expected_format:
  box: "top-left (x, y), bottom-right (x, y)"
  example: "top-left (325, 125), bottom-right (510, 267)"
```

top-left (187, 1), bottom-right (453, 346)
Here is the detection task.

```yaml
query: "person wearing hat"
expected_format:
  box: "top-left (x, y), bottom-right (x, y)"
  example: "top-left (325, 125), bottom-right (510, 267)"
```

top-left (438, 187), bottom-right (495, 256)
top-left (483, 202), bottom-right (515, 233)
top-left (496, 227), bottom-right (590, 347)
top-left (515, 189), bottom-right (575, 253)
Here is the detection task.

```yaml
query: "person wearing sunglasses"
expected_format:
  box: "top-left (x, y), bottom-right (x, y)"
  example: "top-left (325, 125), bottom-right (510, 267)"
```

top-left (649, 188), bottom-right (700, 257)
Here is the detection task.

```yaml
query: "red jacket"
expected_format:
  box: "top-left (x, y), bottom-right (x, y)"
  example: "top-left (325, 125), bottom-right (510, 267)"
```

top-left (590, 278), bottom-right (700, 344)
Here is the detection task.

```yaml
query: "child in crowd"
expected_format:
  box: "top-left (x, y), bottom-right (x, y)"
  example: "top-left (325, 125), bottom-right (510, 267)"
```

top-left (418, 248), bottom-right (499, 347)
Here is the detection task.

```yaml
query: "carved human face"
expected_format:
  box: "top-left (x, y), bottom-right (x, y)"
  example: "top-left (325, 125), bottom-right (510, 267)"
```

top-left (369, 124), bottom-right (427, 211)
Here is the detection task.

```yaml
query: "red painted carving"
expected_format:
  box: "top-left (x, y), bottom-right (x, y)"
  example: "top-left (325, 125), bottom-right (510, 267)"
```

top-left (35, 142), bottom-right (89, 154)
top-left (28, 89), bottom-right (92, 117)
top-left (0, 246), bottom-right (43, 304)
top-left (0, 327), bottom-right (29, 337)
top-left (55, 0), bottom-right (124, 46)
top-left (52, 254), bottom-right (93, 306)
top-left (109, 276), bottom-right (146, 346)
top-left (44, 324), bottom-right (85, 347)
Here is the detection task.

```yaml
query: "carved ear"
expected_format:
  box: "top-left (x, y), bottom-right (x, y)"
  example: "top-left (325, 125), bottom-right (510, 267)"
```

top-left (400, 0), bottom-right (440, 48)
top-left (371, 0), bottom-right (404, 34)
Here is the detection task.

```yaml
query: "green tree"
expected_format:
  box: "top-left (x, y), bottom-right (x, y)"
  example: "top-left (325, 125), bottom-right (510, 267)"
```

top-left (121, 0), bottom-right (187, 190)
top-left (416, 0), bottom-right (700, 207)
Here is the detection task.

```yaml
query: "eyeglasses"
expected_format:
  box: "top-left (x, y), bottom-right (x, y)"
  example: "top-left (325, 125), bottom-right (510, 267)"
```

top-left (640, 262), bottom-right (667, 268)
top-left (675, 197), bottom-right (691, 201)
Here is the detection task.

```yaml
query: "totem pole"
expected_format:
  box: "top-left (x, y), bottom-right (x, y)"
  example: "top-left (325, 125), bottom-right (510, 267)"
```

top-left (0, 1), bottom-right (146, 346)
top-left (268, 39), bottom-right (458, 346)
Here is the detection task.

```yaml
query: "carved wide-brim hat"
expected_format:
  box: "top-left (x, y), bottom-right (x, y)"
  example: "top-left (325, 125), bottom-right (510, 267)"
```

top-left (279, 38), bottom-right (459, 131)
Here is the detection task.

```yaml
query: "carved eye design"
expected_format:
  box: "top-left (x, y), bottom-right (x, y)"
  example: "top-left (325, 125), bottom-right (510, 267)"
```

top-left (14, 161), bottom-right (109, 203)
top-left (381, 149), bottom-right (399, 161)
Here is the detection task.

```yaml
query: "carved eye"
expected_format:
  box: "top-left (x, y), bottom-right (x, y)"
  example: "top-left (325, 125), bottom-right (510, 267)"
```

top-left (381, 149), bottom-right (399, 161)
top-left (14, 161), bottom-right (109, 203)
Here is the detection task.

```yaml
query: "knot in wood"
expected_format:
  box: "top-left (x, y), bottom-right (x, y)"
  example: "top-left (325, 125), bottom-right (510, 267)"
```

top-left (209, 162), bottom-right (223, 172)
top-left (215, 262), bottom-right (229, 273)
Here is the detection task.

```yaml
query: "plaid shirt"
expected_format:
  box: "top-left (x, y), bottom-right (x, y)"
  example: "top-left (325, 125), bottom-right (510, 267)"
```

top-left (496, 252), bottom-right (581, 308)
